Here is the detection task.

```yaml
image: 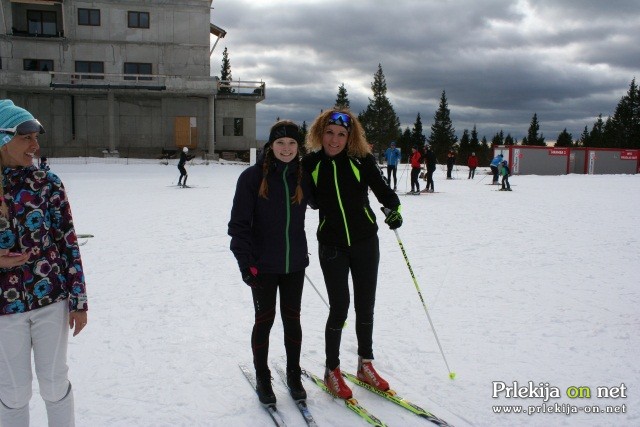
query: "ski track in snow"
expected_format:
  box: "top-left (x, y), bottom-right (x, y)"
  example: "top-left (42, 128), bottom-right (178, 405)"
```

top-left (21, 162), bottom-right (640, 426)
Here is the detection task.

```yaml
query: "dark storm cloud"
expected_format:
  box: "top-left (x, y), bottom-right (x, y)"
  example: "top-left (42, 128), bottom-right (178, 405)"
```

top-left (211, 0), bottom-right (639, 142)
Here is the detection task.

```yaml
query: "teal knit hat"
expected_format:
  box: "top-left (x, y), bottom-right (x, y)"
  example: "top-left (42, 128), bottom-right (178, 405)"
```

top-left (0, 99), bottom-right (45, 147)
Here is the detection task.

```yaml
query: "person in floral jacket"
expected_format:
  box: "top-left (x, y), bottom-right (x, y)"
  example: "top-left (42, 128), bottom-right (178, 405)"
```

top-left (0, 99), bottom-right (87, 427)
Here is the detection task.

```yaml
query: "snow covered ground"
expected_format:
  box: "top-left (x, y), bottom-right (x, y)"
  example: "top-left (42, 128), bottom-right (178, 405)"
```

top-left (26, 159), bottom-right (639, 426)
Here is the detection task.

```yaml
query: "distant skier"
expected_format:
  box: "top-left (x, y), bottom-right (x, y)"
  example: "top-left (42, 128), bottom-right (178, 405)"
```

top-left (39, 155), bottom-right (50, 171)
top-left (423, 145), bottom-right (437, 193)
top-left (409, 145), bottom-right (422, 194)
top-left (500, 159), bottom-right (512, 191)
top-left (467, 152), bottom-right (478, 179)
top-left (177, 147), bottom-right (194, 187)
top-left (490, 154), bottom-right (503, 184)
top-left (446, 150), bottom-right (456, 179)
top-left (383, 141), bottom-right (401, 190)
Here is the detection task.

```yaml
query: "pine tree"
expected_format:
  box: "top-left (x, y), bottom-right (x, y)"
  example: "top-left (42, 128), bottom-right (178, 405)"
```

top-left (589, 114), bottom-right (606, 147)
top-left (470, 125), bottom-right (480, 155)
top-left (555, 128), bottom-right (573, 147)
top-left (480, 136), bottom-right (490, 166)
top-left (397, 127), bottom-right (412, 162)
top-left (411, 113), bottom-right (427, 148)
top-left (523, 113), bottom-right (545, 146)
top-left (427, 90), bottom-right (458, 162)
top-left (504, 134), bottom-right (515, 145)
top-left (458, 129), bottom-right (470, 163)
top-left (491, 130), bottom-right (504, 146)
top-left (219, 47), bottom-right (234, 94)
top-left (335, 83), bottom-right (350, 109)
top-left (577, 126), bottom-right (590, 147)
top-left (603, 78), bottom-right (640, 148)
top-left (358, 64), bottom-right (401, 154)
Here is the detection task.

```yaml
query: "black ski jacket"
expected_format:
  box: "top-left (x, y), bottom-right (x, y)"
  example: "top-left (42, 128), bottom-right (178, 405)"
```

top-left (228, 156), bottom-right (310, 274)
top-left (302, 150), bottom-right (400, 248)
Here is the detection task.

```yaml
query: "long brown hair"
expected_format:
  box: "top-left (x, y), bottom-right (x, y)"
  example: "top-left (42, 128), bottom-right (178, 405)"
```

top-left (305, 108), bottom-right (370, 157)
top-left (258, 120), bottom-right (304, 204)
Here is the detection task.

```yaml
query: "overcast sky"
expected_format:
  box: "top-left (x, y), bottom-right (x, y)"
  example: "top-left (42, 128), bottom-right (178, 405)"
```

top-left (210, 0), bottom-right (639, 143)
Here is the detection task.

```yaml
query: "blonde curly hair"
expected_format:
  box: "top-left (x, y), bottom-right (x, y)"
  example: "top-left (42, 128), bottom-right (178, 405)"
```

top-left (305, 108), bottom-right (371, 157)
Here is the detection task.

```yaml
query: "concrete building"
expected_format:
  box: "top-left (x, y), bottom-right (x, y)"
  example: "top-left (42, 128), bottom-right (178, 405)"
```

top-left (0, 0), bottom-right (264, 158)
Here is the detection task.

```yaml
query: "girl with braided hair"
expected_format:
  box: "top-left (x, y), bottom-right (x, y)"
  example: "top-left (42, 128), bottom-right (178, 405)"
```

top-left (228, 120), bottom-right (311, 405)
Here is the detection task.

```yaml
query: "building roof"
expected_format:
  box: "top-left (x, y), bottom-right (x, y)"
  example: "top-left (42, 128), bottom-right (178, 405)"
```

top-left (210, 23), bottom-right (226, 38)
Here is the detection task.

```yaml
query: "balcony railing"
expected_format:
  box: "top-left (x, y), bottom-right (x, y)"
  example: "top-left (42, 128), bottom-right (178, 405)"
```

top-left (49, 71), bottom-right (166, 90)
top-left (216, 80), bottom-right (265, 100)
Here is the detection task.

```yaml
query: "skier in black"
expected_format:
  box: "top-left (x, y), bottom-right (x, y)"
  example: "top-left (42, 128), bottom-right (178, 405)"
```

top-left (228, 120), bottom-right (311, 405)
top-left (423, 145), bottom-right (437, 192)
top-left (177, 147), bottom-right (194, 187)
top-left (39, 155), bottom-right (50, 171)
top-left (446, 149), bottom-right (456, 179)
top-left (302, 108), bottom-right (402, 399)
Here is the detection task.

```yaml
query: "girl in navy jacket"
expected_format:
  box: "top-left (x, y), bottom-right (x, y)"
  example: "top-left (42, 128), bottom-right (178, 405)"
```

top-left (228, 120), bottom-right (310, 405)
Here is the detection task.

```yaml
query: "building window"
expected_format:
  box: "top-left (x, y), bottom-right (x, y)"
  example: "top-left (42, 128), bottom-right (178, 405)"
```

top-left (27, 10), bottom-right (58, 36)
top-left (128, 11), bottom-right (149, 28)
top-left (78, 8), bottom-right (100, 26)
top-left (24, 59), bottom-right (53, 72)
top-left (124, 62), bottom-right (152, 80)
top-left (223, 118), bottom-right (244, 137)
top-left (234, 118), bottom-right (244, 136)
top-left (75, 61), bottom-right (104, 79)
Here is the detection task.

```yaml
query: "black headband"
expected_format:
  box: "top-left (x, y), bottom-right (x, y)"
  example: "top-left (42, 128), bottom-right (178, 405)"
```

top-left (268, 124), bottom-right (302, 145)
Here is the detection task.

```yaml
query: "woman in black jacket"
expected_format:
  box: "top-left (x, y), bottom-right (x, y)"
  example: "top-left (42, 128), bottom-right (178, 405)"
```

top-left (302, 109), bottom-right (402, 399)
top-left (228, 120), bottom-right (310, 405)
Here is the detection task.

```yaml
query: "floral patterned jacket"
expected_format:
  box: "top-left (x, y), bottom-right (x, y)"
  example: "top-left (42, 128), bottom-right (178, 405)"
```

top-left (0, 166), bottom-right (87, 315)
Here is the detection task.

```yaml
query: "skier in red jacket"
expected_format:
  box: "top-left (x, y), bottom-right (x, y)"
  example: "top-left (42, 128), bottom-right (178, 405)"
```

top-left (467, 152), bottom-right (479, 179)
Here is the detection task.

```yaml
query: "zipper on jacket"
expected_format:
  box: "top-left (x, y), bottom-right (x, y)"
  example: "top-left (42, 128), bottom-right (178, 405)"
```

top-left (331, 160), bottom-right (351, 246)
top-left (282, 164), bottom-right (291, 273)
top-left (363, 206), bottom-right (374, 223)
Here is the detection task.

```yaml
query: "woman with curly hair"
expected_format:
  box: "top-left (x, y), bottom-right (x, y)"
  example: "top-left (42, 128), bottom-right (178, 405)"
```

top-left (302, 108), bottom-right (402, 399)
top-left (228, 120), bottom-right (310, 405)
top-left (0, 99), bottom-right (87, 427)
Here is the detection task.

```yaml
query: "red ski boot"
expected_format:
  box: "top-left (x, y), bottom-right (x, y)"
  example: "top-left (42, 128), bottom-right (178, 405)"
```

top-left (356, 357), bottom-right (390, 391)
top-left (324, 366), bottom-right (353, 399)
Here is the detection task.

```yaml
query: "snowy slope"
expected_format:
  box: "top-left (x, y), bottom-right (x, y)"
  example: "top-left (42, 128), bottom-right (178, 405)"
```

top-left (24, 160), bottom-right (639, 427)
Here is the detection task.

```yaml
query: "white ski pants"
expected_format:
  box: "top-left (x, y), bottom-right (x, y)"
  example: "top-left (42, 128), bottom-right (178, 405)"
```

top-left (0, 300), bottom-right (75, 427)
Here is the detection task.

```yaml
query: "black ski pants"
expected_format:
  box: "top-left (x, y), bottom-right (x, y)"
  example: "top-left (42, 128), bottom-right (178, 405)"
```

top-left (501, 174), bottom-right (511, 190)
top-left (426, 169), bottom-right (435, 191)
top-left (319, 235), bottom-right (380, 370)
top-left (251, 270), bottom-right (304, 375)
top-left (387, 165), bottom-right (397, 189)
top-left (178, 165), bottom-right (187, 183)
top-left (490, 165), bottom-right (499, 183)
top-left (410, 167), bottom-right (421, 192)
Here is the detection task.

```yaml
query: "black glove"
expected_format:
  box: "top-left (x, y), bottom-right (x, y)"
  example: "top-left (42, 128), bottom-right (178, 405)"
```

top-left (241, 266), bottom-right (260, 288)
top-left (381, 207), bottom-right (403, 230)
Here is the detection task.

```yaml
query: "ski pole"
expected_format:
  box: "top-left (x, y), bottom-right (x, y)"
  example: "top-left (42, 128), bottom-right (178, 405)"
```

top-left (304, 273), bottom-right (329, 309)
top-left (383, 209), bottom-right (456, 380)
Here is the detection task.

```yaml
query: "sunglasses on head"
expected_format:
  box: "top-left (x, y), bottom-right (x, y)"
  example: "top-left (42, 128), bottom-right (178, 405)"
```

top-left (328, 112), bottom-right (351, 130)
top-left (0, 119), bottom-right (45, 136)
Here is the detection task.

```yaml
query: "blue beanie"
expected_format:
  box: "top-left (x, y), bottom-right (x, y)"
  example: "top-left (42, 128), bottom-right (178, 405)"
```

top-left (0, 99), bottom-right (43, 147)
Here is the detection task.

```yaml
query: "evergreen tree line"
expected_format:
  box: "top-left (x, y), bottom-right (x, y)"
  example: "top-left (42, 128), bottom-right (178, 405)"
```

top-left (220, 49), bottom-right (639, 167)
top-left (336, 67), bottom-right (639, 167)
